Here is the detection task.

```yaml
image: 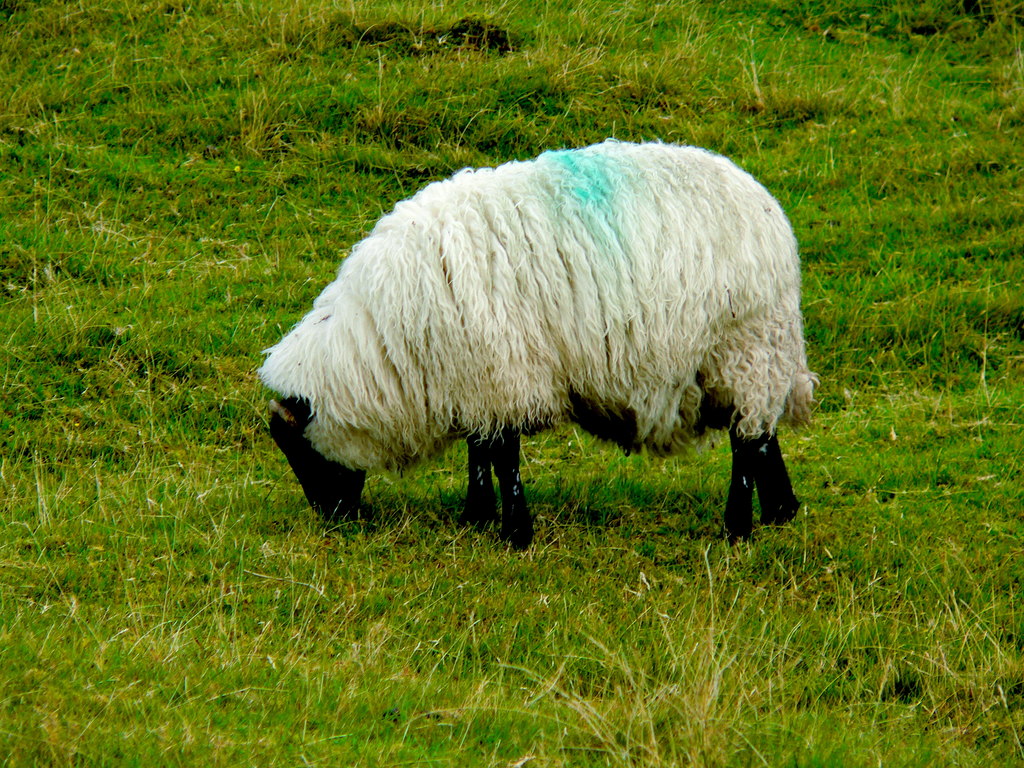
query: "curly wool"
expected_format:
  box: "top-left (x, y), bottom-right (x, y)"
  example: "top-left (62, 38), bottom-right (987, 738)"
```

top-left (259, 140), bottom-right (816, 472)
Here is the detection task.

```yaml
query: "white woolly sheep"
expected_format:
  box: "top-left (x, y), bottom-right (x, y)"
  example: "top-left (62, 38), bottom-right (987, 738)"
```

top-left (259, 139), bottom-right (817, 548)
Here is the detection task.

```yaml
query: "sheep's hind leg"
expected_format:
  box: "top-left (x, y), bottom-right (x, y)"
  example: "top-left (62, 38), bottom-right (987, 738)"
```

top-left (752, 433), bottom-right (800, 526)
top-left (460, 433), bottom-right (498, 529)
top-left (724, 426), bottom-right (758, 542)
top-left (490, 429), bottom-right (533, 550)
top-left (724, 428), bottom-right (800, 541)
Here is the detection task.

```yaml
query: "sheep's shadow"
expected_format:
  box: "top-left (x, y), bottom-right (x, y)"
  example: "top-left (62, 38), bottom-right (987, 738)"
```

top-left (258, 438), bottom-right (738, 544)
top-left (351, 467), bottom-right (727, 544)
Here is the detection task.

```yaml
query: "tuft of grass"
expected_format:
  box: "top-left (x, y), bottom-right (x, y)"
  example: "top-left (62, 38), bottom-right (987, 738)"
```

top-left (1, 0), bottom-right (1023, 764)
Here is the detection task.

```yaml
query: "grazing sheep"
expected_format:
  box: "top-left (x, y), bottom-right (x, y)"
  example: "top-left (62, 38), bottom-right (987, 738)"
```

top-left (259, 139), bottom-right (816, 548)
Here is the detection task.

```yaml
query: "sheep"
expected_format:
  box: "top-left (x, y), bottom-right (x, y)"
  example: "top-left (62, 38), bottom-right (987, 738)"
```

top-left (259, 139), bottom-right (817, 548)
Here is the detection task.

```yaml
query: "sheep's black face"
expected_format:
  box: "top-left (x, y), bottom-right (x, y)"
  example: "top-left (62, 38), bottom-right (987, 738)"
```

top-left (268, 397), bottom-right (366, 521)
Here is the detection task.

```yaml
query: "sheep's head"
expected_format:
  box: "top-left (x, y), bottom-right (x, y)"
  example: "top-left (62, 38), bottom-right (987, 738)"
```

top-left (268, 397), bottom-right (366, 521)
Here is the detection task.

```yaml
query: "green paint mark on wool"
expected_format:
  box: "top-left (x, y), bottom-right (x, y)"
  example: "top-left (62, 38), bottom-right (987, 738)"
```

top-left (543, 146), bottom-right (627, 257)
top-left (544, 147), bottom-right (618, 208)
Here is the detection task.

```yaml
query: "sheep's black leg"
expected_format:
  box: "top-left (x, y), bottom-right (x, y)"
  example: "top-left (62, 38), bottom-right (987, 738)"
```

top-left (725, 428), bottom-right (800, 540)
top-left (752, 433), bottom-right (800, 525)
top-left (459, 433), bottom-right (498, 528)
top-left (490, 429), bottom-right (533, 550)
top-left (724, 426), bottom-right (760, 542)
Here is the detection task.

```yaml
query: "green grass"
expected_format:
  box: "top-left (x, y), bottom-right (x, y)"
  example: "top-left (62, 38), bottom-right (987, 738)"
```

top-left (2, 0), bottom-right (1024, 764)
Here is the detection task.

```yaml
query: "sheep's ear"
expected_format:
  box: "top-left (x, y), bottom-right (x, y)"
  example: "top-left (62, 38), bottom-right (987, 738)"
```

top-left (269, 399), bottom-right (298, 428)
top-left (269, 397), bottom-right (313, 430)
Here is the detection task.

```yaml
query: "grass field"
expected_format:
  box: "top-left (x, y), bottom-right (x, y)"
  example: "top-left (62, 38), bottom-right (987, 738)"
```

top-left (2, 0), bottom-right (1024, 765)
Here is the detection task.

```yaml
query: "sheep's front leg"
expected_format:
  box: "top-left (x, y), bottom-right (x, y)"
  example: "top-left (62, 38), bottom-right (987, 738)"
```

top-left (752, 433), bottom-right (800, 526)
top-left (490, 429), bottom-right (533, 550)
top-left (460, 433), bottom-right (497, 528)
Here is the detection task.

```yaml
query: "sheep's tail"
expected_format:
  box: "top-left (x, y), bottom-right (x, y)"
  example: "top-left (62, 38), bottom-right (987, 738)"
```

top-left (783, 370), bottom-right (819, 427)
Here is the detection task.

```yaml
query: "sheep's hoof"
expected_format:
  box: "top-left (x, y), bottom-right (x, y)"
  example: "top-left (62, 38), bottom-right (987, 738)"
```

top-left (724, 514), bottom-right (753, 544)
top-left (726, 530), bottom-right (750, 546)
top-left (500, 518), bottom-right (533, 551)
top-left (459, 503), bottom-right (497, 530)
top-left (760, 498), bottom-right (799, 526)
top-left (724, 516), bottom-right (753, 544)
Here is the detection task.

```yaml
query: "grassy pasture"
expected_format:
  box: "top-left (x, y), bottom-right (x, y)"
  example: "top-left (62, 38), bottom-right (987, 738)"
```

top-left (1, 0), bottom-right (1024, 764)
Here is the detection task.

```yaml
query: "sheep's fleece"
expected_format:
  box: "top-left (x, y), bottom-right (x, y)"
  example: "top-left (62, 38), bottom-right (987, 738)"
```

top-left (259, 140), bottom-right (816, 472)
